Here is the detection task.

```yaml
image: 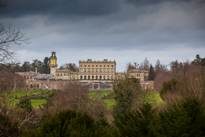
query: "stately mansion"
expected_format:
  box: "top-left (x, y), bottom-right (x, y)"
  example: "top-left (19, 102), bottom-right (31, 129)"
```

top-left (49, 51), bottom-right (148, 82)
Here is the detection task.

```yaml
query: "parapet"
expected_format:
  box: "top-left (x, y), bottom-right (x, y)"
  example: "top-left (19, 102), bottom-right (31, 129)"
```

top-left (79, 59), bottom-right (116, 63)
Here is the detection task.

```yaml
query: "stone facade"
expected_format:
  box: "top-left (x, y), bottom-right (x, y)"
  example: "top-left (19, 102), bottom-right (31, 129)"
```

top-left (79, 59), bottom-right (116, 80)
top-left (127, 69), bottom-right (149, 82)
top-left (49, 51), bottom-right (148, 82)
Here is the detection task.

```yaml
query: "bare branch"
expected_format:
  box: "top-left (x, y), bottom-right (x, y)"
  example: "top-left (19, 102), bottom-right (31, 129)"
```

top-left (0, 23), bottom-right (30, 62)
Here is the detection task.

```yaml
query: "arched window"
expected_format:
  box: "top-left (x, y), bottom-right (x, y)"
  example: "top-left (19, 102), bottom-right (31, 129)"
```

top-left (80, 76), bottom-right (82, 80)
top-left (84, 76), bottom-right (86, 79)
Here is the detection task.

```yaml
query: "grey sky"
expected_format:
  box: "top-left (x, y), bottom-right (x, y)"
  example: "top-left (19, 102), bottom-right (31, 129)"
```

top-left (0, 0), bottom-right (205, 71)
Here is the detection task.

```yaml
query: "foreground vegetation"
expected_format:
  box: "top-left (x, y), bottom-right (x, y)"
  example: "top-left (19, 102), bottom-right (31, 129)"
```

top-left (1, 55), bottom-right (205, 136)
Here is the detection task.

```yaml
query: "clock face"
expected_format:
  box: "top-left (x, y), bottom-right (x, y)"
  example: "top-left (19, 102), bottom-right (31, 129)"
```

top-left (51, 60), bottom-right (55, 65)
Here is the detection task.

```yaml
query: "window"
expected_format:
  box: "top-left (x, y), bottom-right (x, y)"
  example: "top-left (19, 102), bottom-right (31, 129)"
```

top-left (104, 68), bottom-right (106, 72)
top-left (81, 65), bottom-right (82, 67)
top-left (100, 65), bottom-right (102, 67)
top-left (92, 68), bottom-right (94, 72)
top-left (84, 69), bottom-right (86, 72)
top-left (137, 74), bottom-right (138, 76)
top-left (61, 73), bottom-right (62, 76)
top-left (112, 69), bottom-right (114, 72)
top-left (84, 76), bottom-right (86, 79)
top-left (96, 65), bottom-right (98, 67)
top-left (96, 76), bottom-right (98, 79)
top-left (80, 76), bottom-right (82, 80)
top-left (92, 76), bottom-right (94, 79)
top-left (108, 65), bottom-right (109, 67)
top-left (107, 69), bottom-right (109, 72)
top-left (100, 76), bottom-right (102, 79)
top-left (107, 76), bottom-right (109, 80)
top-left (104, 65), bottom-right (105, 67)
top-left (84, 65), bottom-right (86, 67)
top-left (88, 65), bottom-right (90, 67)
top-left (92, 65), bottom-right (94, 67)
top-left (103, 76), bottom-right (105, 79)
top-left (80, 69), bottom-right (82, 72)
top-left (88, 68), bottom-right (90, 72)
top-left (88, 76), bottom-right (90, 80)
top-left (112, 65), bottom-right (113, 67)
top-left (96, 69), bottom-right (98, 72)
top-left (100, 68), bottom-right (102, 72)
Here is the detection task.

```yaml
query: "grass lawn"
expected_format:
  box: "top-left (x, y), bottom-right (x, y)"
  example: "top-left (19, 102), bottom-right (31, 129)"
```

top-left (5, 90), bottom-right (53, 100)
top-left (104, 99), bottom-right (115, 108)
top-left (2, 89), bottom-right (164, 108)
top-left (143, 90), bottom-right (165, 107)
top-left (31, 99), bottom-right (47, 107)
top-left (89, 90), bottom-right (113, 98)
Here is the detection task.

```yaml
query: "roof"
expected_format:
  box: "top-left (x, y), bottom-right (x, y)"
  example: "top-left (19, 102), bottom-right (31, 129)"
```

top-left (35, 74), bottom-right (56, 79)
top-left (19, 74), bottom-right (35, 77)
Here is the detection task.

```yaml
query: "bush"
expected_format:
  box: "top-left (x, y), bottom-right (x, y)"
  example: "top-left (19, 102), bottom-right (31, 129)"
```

top-left (22, 109), bottom-right (119, 137)
top-left (0, 113), bottom-right (20, 137)
top-left (114, 103), bottom-right (157, 137)
top-left (16, 98), bottom-right (32, 113)
top-left (151, 98), bottom-right (205, 137)
top-left (160, 78), bottom-right (179, 101)
top-left (113, 78), bottom-right (143, 114)
top-left (42, 82), bottom-right (106, 120)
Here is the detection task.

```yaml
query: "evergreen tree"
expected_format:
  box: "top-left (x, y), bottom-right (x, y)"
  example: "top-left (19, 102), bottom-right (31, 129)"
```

top-left (16, 98), bottom-right (32, 113)
top-left (151, 98), bottom-right (205, 137)
top-left (114, 103), bottom-right (157, 137)
top-left (42, 57), bottom-right (50, 74)
top-left (148, 64), bottom-right (155, 80)
top-left (22, 61), bottom-right (31, 72)
top-left (113, 78), bottom-right (142, 115)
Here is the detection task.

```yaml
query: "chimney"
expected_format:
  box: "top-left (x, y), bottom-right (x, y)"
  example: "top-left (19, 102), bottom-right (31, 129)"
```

top-left (35, 67), bottom-right (37, 75)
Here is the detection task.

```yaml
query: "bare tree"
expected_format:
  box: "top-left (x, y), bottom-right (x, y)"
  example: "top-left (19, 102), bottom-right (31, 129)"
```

top-left (0, 23), bottom-right (30, 62)
top-left (126, 62), bottom-right (136, 72)
top-left (59, 63), bottom-right (78, 72)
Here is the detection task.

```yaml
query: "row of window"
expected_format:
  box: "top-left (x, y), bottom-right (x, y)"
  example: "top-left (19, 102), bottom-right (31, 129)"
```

top-left (135, 73), bottom-right (140, 77)
top-left (80, 65), bottom-right (114, 67)
top-left (56, 73), bottom-right (76, 76)
top-left (80, 68), bottom-right (114, 72)
top-left (80, 75), bottom-right (113, 80)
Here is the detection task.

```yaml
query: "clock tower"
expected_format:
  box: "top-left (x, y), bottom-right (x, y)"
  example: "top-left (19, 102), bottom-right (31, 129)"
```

top-left (49, 50), bottom-right (58, 75)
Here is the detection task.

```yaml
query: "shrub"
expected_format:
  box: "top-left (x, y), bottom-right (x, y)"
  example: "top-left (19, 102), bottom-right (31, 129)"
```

top-left (151, 98), bottom-right (205, 137)
top-left (0, 113), bottom-right (20, 137)
top-left (23, 109), bottom-right (119, 137)
top-left (114, 103), bottom-right (157, 137)
top-left (113, 78), bottom-right (143, 114)
top-left (160, 78), bottom-right (179, 101)
top-left (42, 82), bottom-right (106, 120)
top-left (16, 98), bottom-right (32, 113)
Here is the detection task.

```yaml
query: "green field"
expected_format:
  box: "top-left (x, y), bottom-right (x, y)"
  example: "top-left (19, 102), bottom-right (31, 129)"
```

top-left (89, 90), bottom-right (113, 97)
top-left (2, 89), bottom-right (164, 108)
top-left (143, 90), bottom-right (165, 107)
top-left (30, 99), bottom-right (47, 107)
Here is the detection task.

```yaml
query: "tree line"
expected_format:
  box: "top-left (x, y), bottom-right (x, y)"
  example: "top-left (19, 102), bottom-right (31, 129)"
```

top-left (126, 54), bottom-right (205, 81)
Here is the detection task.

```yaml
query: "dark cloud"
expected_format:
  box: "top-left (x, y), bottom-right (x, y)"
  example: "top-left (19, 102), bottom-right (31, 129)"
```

top-left (0, 0), bottom-right (121, 17)
top-left (126, 0), bottom-right (205, 6)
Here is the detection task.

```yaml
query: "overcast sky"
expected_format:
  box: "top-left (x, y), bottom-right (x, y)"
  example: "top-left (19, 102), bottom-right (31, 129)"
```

top-left (0, 0), bottom-right (205, 72)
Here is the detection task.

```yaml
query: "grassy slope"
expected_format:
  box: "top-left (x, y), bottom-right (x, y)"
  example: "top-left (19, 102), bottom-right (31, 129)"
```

top-left (3, 90), bottom-right (164, 108)
top-left (143, 90), bottom-right (165, 107)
